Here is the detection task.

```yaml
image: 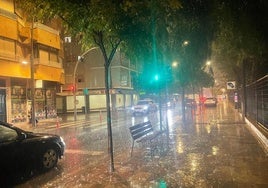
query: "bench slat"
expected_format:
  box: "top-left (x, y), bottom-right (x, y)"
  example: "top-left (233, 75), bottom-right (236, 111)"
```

top-left (129, 122), bottom-right (151, 131)
top-left (132, 128), bottom-right (153, 140)
top-left (129, 120), bottom-right (166, 156)
top-left (131, 125), bottom-right (152, 134)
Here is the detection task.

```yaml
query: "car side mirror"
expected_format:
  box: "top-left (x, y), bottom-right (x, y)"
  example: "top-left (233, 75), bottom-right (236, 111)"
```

top-left (18, 132), bottom-right (27, 140)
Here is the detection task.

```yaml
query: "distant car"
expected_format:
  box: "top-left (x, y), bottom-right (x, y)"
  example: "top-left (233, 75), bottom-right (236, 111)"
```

top-left (159, 99), bottom-right (174, 109)
top-left (204, 97), bottom-right (217, 107)
top-left (0, 121), bottom-right (65, 177)
top-left (132, 99), bottom-right (158, 115)
top-left (185, 98), bottom-right (197, 108)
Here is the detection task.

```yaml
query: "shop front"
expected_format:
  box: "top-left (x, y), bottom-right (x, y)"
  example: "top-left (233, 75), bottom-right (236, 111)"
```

top-left (57, 88), bottom-right (137, 113)
top-left (10, 79), bottom-right (58, 123)
top-left (0, 78), bottom-right (7, 121)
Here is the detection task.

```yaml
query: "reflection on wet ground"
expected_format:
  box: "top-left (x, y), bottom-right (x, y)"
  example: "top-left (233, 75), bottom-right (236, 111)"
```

top-left (15, 101), bottom-right (268, 187)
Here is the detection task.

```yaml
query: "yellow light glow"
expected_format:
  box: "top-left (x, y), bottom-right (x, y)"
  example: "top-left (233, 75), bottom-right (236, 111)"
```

top-left (172, 61), bottom-right (178, 67)
top-left (183, 40), bottom-right (189, 46)
top-left (177, 141), bottom-right (184, 154)
top-left (212, 146), bottom-right (219, 155)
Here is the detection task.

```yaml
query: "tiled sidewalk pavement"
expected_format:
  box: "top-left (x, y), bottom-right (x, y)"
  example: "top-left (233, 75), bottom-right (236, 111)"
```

top-left (13, 118), bottom-right (58, 131)
top-left (37, 109), bottom-right (268, 187)
top-left (14, 105), bottom-right (268, 187)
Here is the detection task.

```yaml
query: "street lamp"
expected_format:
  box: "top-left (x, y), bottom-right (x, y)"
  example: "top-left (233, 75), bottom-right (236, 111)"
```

top-left (172, 61), bottom-right (178, 68)
top-left (73, 47), bottom-right (98, 121)
top-left (22, 57), bottom-right (36, 127)
top-left (183, 40), bottom-right (189, 46)
top-left (23, 19), bottom-right (36, 127)
top-left (29, 18), bottom-right (36, 127)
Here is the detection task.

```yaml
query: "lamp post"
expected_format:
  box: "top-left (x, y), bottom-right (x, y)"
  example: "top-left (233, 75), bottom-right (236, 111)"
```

top-left (21, 20), bottom-right (35, 127)
top-left (30, 19), bottom-right (36, 127)
top-left (73, 47), bottom-right (98, 121)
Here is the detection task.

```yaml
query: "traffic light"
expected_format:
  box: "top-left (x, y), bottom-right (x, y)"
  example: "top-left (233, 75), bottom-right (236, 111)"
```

top-left (154, 74), bottom-right (159, 81)
top-left (69, 85), bottom-right (76, 92)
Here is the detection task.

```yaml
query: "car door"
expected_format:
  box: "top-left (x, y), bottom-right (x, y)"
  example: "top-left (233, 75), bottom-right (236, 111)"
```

top-left (0, 126), bottom-right (27, 172)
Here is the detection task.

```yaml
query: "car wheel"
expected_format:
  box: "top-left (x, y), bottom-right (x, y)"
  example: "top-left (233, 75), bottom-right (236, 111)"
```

top-left (40, 147), bottom-right (59, 170)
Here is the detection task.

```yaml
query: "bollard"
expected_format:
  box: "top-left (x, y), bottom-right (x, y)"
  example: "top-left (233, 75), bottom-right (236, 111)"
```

top-left (99, 110), bottom-right (102, 122)
top-left (56, 116), bottom-right (60, 128)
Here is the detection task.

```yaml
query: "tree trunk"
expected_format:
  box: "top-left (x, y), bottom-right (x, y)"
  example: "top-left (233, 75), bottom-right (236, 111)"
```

top-left (104, 64), bottom-right (114, 172)
top-left (182, 87), bottom-right (186, 123)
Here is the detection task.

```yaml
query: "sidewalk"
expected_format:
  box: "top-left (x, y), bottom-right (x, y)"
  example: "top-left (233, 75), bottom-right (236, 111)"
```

top-left (13, 113), bottom-right (97, 131)
top-left (13, 117), bottom-right (60, 131)
top-left (16, 103), bottom-right (268, 187)
top-left (85, 104), bottom-right (268, 187)
top-left (13, 110), bottom-right (127, 131)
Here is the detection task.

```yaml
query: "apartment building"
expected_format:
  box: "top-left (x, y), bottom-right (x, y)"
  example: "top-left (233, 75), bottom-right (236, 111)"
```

top-left (57, 37), bottom-right (140, 113)
top-left (0, 0), bottom-right (64, 122)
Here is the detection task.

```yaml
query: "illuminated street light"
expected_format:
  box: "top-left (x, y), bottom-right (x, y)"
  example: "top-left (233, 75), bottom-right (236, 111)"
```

top-left (172, 61), bottom-right (178, 67)
top-left (22, 60), bottom-right (28, 65)
top-left (73, 47), bottom-right (98, 121)
top-left (183, 40), bottom-right (189, 46)
top-left (154, 74), bottom-right (159, 81)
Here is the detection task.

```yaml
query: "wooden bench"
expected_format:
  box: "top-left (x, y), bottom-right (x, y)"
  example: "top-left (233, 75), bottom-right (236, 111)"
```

top-left (129, 121), bottom-right (167, 156)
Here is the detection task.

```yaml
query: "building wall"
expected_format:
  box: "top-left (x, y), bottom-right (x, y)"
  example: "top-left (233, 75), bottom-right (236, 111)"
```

top-left (89, 95), bottom-right (106, 109)
top-left (60, 44), bottom-right (138, 113)
top-left (0, 1), bottom-right (64, 122)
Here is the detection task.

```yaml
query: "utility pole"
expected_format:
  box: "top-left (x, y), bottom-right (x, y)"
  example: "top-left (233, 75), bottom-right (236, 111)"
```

top-left (30, 18), bottom-right (36, 127)
top-left (73, 47), bottom-right (98, 121)
top-left (242, 60), bottom-right (246, 122)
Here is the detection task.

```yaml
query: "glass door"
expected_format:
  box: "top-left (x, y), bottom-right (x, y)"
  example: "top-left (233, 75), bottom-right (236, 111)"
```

top-left (0, 89), bottom-right (6, 122)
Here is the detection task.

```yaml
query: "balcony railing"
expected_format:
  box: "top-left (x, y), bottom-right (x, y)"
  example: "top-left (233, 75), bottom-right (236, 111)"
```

top-left (0, 50), bottom-right (22, 62)
top-left (0, 8), bottom-right (16, 20)
top-left (246, 75), bottom-right (268, 130)
top-left (34, 58), bottom-right (62, 69)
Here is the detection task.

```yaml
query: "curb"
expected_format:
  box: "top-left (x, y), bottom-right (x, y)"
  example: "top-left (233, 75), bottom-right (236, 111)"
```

top-left (245, 118), bottom-right (268, 155)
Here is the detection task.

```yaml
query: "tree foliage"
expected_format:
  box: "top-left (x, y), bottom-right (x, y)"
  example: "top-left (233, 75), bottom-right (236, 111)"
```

top-left (16, 0), bottom-right (182, 64)
top-left (16, 0), bottom-right (215, 94)
top-left (212, 0), bottom-right (268, 85)
top-left (164, 0), bottom-right (214, 91)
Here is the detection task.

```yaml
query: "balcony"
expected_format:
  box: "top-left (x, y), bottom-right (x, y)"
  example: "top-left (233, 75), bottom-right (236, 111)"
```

top-left (34, 23), bottom-right (60, 49)
top-left (34, 58), bottom-right (62, 69)
top-left (18, 24), bottom-right (30, 43)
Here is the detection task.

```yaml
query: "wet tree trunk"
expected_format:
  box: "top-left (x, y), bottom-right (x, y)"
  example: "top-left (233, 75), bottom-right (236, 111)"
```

top-left (93, 30), bottom-right (121, 172)
top-left (182, 87), bottom-right (186, 123)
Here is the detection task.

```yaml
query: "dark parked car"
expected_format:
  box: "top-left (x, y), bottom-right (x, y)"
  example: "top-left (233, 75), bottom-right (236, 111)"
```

top-left (185, 98), bottom-right (197, 108)
top-left (204, 97), bottom-right (217, 107)
top-left (0, 121), bottom-right (65, 180)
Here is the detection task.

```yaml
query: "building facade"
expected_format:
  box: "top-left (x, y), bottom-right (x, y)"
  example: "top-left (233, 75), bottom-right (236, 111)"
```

top-left (0, 0), bottom-right (64, 122)
top-left (58, 37), bottom-right (140, 113)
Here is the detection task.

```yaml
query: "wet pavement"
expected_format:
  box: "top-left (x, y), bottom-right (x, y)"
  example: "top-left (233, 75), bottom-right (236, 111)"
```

top-left (13, 101), bottom-right (268, 187)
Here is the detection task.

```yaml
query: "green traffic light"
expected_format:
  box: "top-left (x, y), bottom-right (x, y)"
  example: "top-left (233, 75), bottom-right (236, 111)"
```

top-left (154, 74), bottom-right (159, 81)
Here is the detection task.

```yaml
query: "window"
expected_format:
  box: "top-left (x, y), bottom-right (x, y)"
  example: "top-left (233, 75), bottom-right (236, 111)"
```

top-left (0, 126), bottom-right (18, 143)
top-left (0, 38), bottom-right (15, 59)
top-left (39, 49), bottom-right (49, 63)
top-left (50, 52), bottom-right (58, 62)
top-left (38, 45), bottom-right (59, 64)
